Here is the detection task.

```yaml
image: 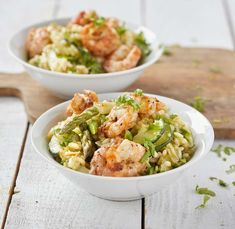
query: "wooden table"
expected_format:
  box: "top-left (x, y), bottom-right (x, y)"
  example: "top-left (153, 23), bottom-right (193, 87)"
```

top-left (1, 1), bottom-right (235, 228)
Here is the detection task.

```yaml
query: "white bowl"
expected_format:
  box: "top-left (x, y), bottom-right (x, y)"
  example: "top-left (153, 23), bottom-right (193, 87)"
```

top-left (8, 18), bottom-right (163, 99)
top-left (31, 93), bottom-right (214, 201)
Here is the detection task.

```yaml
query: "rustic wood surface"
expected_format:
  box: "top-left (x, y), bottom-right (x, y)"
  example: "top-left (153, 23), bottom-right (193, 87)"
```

top-left (1, 47), bottom-right (235, 138)
top-left (1, 0), bottom-right (235, 229)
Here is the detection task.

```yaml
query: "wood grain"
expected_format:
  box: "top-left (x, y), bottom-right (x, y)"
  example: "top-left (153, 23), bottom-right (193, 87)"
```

top-left (0, 98), bottom-right (27, 225)
top-left (145, 140), bottom-right (235, 229)
top-left (0, 72), bottom-right (64, 123)
top-left (5, 128), bottom-right (141, 229)
top-left (145, 0), bottom-right (233, 49)
top-left (1, 47), bottom-right (235, 138)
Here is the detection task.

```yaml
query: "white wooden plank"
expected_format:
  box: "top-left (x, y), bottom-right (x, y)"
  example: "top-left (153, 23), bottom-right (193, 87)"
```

top-left (0, 0), bottom-right (55, 72)
top-left (56, 0), bottom-right (142, 24)
top-left (226, 0), bottom-right (235, 48)
top-left (145, 0), bottom-right (233, 49)
top-left (145, 140), bottom-right (235, 229)
top-left (5, 128), bottom-right (141, 229)
top-left (0, 97), bottom-right (27, 224)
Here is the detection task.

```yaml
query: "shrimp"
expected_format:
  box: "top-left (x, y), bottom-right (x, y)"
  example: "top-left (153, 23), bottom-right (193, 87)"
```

top-left (66, 90), bottom-right (98, 116)
top-left (90, 139), bottom-right (147, 177)
top-left (103, 45), bottom-right (141, 72)
top-left (131, 92), bottom-right (166, 117)
top-left (99, 105), bottom-right (138, 138)
top-left (68, 10), bottom-right (98, 26)
top-left (80, 23), bottom-right (121, 57)
top-left (26, 27), bottom-right (51, 58)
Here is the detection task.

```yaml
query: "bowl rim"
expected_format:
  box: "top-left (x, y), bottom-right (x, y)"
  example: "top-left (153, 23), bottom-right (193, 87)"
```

top-left (8, 17), bottom-right (163, 79)
top-left (31, 92), bottom-right (215, 181)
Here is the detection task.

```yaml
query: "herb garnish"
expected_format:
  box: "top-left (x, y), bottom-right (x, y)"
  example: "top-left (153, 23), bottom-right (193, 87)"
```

top-left (226, 164), bottom-right (235, 174)
top-left (212, 145), bottom-right (235, 159)
top-left (190, 96), bottom-right (205, 112)
top-left (209, 177), bottom-right (228, 187)
top-left (196, 195), bottom-right (211, 209)
top-left (195, 185), bottom-right (216, 209)
top-left (232, 181), bottom-right (235, 186)
top-left (163, 47), bottom-right (172, 56)
top-left (195, 185), bottom-right (216, 196)
top-left (115, 94), bottom-right (140, 110)
top-left (209, 66), bottom-right (222, 74)
top-left (116, 25), bottom-right (127, 36)
top-left (93, 17), bottom-right (106, 27)
top-left (134, 32), bottom-right (151, 61)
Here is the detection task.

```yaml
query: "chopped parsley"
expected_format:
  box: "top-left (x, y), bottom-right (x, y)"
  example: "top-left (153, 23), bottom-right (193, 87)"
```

top-left (78, 47), bottom-right (104, 73)
top-left (212, 145), bottom-right (235, 159)
top-left (232, 181), bottom-right (235, 186)
top-left (209, 66), bottom-right (222, 74)
top-left (163, 47), bottom-right (172, 56)
top-left (134, 32), bottom-right (151, 62)
top-left (195, 185), bottom-right (216, 196)
top-left (224, 146), bottom-right (235, 155)
top-left (196, 195), bottom-right (211, 209)
top-left (190, 96), bottom-right (205, 112)
top-left (116, 25), bottom-right (127, 36)
top-left (209, 177), bottom-right (228, 187)
top-left (211, 144), bottom-right (223, 157)
top-left (192, 59), bottom-right (201, 67)
top-left (140, 140), bottom-right (156, 163)
top-left (195, 185), bottom-right (216, 209)
top-left (93, 17), bottom-right (106, 27)
top-left (134, 88), bottom-right (143, 96)
top-left (115, 94), bottom-right (140, 110)
top-left (226, 164), bottom-right (235, 174)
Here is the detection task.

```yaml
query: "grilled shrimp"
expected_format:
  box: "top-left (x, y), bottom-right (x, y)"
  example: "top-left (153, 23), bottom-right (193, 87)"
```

top-left (99, 105), bottom-right (138, 138)
top-left (26, 27), bottom-right (51, 58)
top-left (103, 45), bottom-right (141, 72)
top-left (80, 23), bottom-right (120, 57)
top-left (131, 92), bottom-right (166, 117)
top-left (90, 139), bottom-right (147, 177)
top-left (66, 90), bottom-right (98, 116)
top-left (68, 10), bottom-right (98, 26)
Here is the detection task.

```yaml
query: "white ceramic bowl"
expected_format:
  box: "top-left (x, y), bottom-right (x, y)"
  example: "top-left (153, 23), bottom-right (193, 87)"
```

top-left (31, 93), bottom-right (214, 201)
top-left (8, 18), bottom-right (163, 99)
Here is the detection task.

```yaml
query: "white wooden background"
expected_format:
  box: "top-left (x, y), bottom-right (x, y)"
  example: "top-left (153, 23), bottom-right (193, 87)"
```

top-left (0, 0), bottom-right (235, 228)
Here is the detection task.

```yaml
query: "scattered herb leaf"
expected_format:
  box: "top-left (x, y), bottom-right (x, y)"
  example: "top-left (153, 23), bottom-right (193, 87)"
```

top-left (196, 195), bottom-right (211, 209)
top-left (116, 25), bottom-right (127, 36)
top-left (209, 66), bottom-right (222, 74)
top-left (115, 94), bottom-right (140, 110)
top-left (192, 59), bottom-right (201, 67)
top-left (210, 177), bottom-right (229, 187)
top-left (195, 185), bottom-right (216, 197)
top-left (134, 32), bottom-right (151, 62)
top-left (134, 88), bottom-right (143, 96)
top-left (93, 17), bottom-right (106, 27)
top-left (224, 146), bottom-right (235, 155)
top-left (226, 164), bottom-right (235, 174)
top-left (232, 181), bottom-right (235, 186)
top-left (163, 47), bottom-right (172, 56)
top-left (211, 144), bottom-right (223, 158)
top-left (190, 96), bottom-right (205, 112)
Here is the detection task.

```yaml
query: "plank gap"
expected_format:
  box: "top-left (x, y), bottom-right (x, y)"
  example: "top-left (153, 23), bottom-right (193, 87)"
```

top-left (52, 0), bottom-right (61, 19)
top-left (1, 122), bottom-right (30, 229)
top-left (140, 0), bottom-right (146, 26)
top-left (222, 0), bottom-right (235, 50)
top-left (141, 198), bottom-right (145, 229)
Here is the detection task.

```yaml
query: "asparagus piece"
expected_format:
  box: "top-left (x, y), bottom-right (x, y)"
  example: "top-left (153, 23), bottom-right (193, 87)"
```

top-left (81, 130), bottom-right (97, 162)
top-left (60, 106), bottom-right (99, 134)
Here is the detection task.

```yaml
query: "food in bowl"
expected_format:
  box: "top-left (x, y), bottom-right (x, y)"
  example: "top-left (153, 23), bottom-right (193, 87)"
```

top-left (26, 10), bottom-right (151, 74)
top-left (47, 89), bottom-right (195, 177)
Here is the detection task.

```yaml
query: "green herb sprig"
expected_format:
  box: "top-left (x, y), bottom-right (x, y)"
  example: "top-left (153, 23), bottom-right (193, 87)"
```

top-left (226, 164), bottom-right (235, 174)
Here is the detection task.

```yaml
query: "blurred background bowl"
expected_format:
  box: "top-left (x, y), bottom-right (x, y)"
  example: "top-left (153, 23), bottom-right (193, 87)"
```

top-left (8, 18), bottom-right (163, 99)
